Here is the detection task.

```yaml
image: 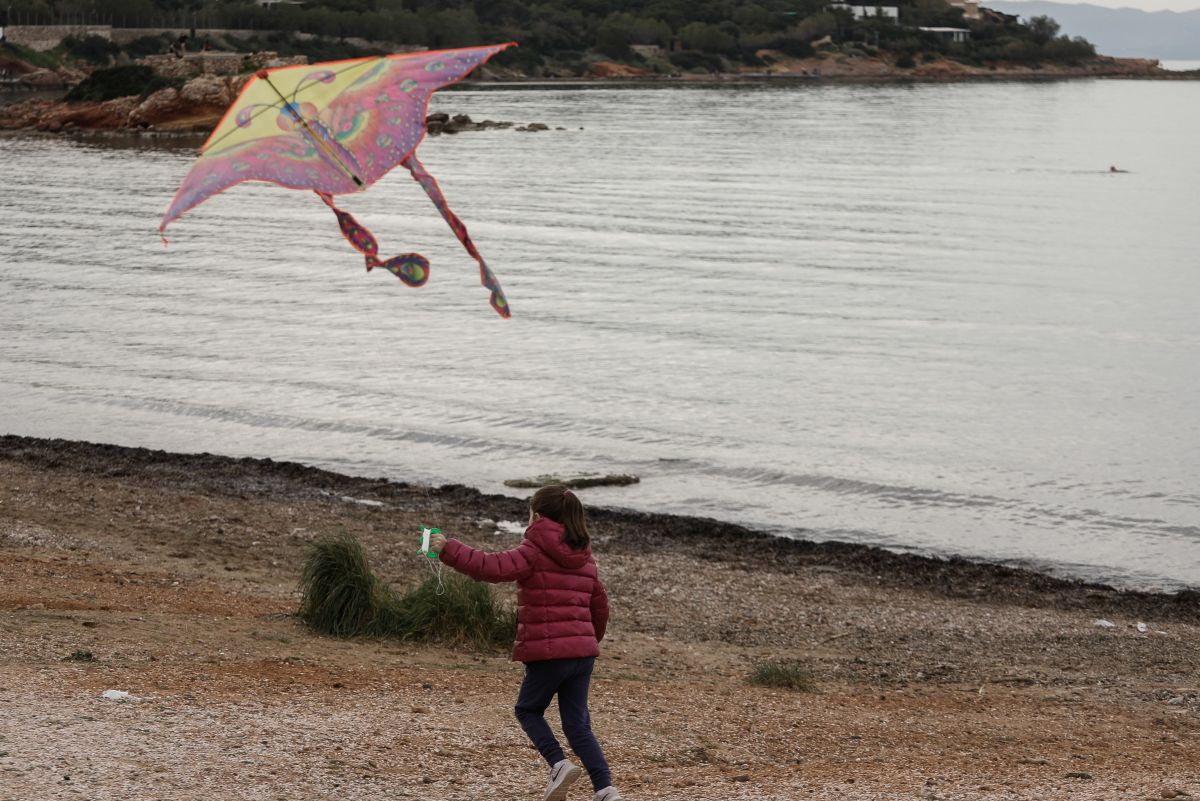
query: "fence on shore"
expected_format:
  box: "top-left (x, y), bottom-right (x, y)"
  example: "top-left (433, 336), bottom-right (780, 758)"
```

top-left (1, 23), bottom-right (420, 55)
top-left (2, 24), bottom-right (270, 52)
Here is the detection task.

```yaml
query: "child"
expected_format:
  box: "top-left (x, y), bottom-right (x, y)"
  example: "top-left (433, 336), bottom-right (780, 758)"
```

top-left (429, 485), bottom-right (622, 801)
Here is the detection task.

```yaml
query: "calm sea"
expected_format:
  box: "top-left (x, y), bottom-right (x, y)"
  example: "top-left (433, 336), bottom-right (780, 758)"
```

top-left (1, 79), bottom-right (1198, 590)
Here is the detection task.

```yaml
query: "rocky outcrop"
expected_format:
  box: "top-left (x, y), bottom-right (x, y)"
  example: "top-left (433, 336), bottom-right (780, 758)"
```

top-left (13, 68), bottom-right (67, 89)
top-left (0, 53), bottom-right (37, 77)
top-left (1, 80), bottom-right (547, 136)
top-left (0, 52), bottom-right (87, 89)
top-left (424, 112), bottom-right (515, 135)
top-left (0, 72), bottom-right (246, 133)
top-left (424, 112), bottom-right (558, 135)
top-left (127, 74), bottom-right (249, 131)
top-left (0, 95), bottom-right (139, 132)
top-left (586, 60), bottom-right (649, 78)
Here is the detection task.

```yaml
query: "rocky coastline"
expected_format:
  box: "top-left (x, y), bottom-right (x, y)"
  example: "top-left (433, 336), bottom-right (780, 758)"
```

top-left (0, 51), bottom-right (1183, 139)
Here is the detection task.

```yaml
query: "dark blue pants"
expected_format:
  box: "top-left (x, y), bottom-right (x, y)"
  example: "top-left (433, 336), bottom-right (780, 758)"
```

top-left (514, 657), bottom-right (612, 792)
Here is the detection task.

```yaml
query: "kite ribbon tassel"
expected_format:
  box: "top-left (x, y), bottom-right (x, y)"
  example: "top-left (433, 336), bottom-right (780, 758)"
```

top-left (316, 191), bottom-right (430, 288)
top-left (403, 154), bottom-right (511, 319)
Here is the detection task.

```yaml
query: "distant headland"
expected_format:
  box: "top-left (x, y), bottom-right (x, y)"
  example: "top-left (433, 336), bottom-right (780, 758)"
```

top-left (2, 1), bottom-right (1195, 136)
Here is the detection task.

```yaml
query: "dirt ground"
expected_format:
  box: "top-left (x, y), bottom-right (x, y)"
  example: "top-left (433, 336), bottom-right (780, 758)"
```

top-left (0, 436), bottom-right (1197, 801)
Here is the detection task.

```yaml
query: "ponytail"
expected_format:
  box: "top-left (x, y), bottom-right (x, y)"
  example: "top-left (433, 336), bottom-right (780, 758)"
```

top-left (530, 484), bottom-right (590, 550)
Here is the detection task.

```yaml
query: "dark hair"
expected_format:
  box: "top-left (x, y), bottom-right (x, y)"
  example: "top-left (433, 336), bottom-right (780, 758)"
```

top-left (530, 485), bottom-right (590, 550)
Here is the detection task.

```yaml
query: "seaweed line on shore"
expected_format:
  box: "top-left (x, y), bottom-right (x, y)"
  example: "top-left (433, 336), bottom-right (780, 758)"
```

top-left (2, 433), bottom-right (1196, 623)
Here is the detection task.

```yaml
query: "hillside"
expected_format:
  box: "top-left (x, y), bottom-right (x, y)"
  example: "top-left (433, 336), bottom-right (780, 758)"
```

top-left (989, 1), bottom-right (1200, 58)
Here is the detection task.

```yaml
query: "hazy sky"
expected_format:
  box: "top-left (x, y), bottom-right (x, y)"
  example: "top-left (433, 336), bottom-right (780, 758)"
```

top-left (1002, 0), bottom-right (1200, 12)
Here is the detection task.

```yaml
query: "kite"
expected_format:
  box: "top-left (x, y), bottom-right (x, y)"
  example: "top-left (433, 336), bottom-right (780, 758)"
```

top-left (159, 43), bottom-right (515, 317)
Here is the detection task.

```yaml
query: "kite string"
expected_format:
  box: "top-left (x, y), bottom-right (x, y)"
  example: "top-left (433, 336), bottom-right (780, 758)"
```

top-left (425, 552), bottom-right (446, 596)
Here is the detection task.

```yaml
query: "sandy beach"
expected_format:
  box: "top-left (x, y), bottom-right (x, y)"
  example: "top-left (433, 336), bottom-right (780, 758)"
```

top-left (0, 434), bottom-right (1197, 800)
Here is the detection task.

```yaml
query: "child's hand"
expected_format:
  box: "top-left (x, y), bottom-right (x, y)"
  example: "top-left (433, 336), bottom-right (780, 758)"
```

top-left (429, 532), bottom-right (446, 554)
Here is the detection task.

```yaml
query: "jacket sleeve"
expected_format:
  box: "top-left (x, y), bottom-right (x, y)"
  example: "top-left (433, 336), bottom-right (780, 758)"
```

top-left (439, 537), bottom-right (538, 584)
top-left (590, 576), bottom-right (610, 643)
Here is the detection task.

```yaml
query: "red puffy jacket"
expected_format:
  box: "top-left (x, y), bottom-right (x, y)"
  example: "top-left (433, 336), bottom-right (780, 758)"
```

top-left (439, 517), bottom-right (609, 663)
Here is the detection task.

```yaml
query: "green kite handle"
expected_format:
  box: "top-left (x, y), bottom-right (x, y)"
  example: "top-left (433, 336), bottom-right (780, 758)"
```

top-left (420, 526), bottom-right (441, 559)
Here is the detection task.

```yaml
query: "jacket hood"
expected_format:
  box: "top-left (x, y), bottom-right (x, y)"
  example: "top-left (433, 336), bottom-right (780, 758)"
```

top-left (525, 517), bottom-right (592, 569)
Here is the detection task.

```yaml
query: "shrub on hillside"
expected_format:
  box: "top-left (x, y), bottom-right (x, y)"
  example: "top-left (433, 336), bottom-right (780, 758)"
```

top-left (62, 34), bottom-right (121, 66)
top-left (740, 30), bottom-right (814, 59)
top-left (493, 45), bottom-right (545, 73)
top-left (65, 65), bottom-right (182, 102)
top-left (668, 49), bottom-right (725, 73)
top-left (679, 21), bottom-right (739, 56)
top-left (124, 34), bottom-right (175, 59)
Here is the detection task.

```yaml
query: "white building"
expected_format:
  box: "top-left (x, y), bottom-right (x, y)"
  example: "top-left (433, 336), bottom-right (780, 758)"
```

top-left (828, 3), bottom-right (900, 21)
top-left (918, 26), bottom-right (971, 42)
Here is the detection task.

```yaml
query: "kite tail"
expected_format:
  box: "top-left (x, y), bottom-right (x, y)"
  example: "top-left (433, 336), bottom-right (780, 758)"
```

top-left (316, 191), bottom-right (430, 288)
top-left (402, 154), bottom-right (511, 319)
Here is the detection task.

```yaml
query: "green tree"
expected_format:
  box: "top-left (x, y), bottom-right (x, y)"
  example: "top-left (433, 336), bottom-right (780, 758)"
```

top-left (423, 7), bottom-right (482, 48)
top-left (525, 5), bottom-right (589, 53)
top-left (630, 16), bottom-right (672, 46)
top-left (595, 12), bottom-right (635, 58)
top-left (643, 0), bottom-right (690, 30)
top-left (679, 20), bottom-right (737, 54)
top-left (1026, 15), bottom-right (1061, 45)
top-left (793, 12), bottom-right (839, 42)
top-left (733, 3), bottom-right (774, 32)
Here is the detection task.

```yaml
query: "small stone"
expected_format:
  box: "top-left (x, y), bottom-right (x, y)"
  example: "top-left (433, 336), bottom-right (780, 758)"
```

top-left (1065, 771), bottom-right (1092, 779)
top-left (411, 706), bottom-right (430, 714)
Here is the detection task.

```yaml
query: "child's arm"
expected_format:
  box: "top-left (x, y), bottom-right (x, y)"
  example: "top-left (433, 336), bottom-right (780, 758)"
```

top-left (590, 577), bottom-right (609, 643)
top-left (438, 537), bottom-right (538, 584)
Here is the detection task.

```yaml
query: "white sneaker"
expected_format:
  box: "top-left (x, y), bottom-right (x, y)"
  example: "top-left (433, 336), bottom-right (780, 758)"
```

top-left (544, 759), bottom-right (582, 801)
top-left (593, 787), bottom-right (623, 801)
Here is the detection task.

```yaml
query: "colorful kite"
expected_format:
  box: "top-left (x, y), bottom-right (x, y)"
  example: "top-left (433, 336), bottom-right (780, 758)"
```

top-left (160, 43), bottom-right (515, 317)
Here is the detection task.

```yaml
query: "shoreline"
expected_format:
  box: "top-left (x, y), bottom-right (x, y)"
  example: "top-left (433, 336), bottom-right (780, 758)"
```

top-left (1, 54), bottom-right (1194, 136)
top-left (4, 433), bottom-right (1196, 617)
top-left (2, 432), bottom-right (1198, 799)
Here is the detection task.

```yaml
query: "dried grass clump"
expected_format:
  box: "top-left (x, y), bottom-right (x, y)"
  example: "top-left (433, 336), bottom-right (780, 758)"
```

top-left (747, 659), bottom-right (816, 691)
top-left (298, 532), bottom-right (514, 651)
